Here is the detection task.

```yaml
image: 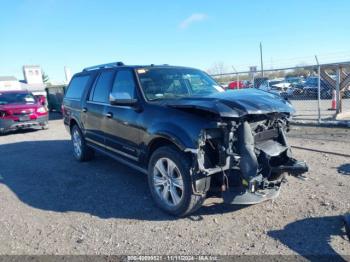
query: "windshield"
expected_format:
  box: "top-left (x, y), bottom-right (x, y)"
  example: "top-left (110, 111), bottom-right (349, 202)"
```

top-left (136, 67), bottom-right (224, 101)
top-left (0, 92), bottom-right (36, 105)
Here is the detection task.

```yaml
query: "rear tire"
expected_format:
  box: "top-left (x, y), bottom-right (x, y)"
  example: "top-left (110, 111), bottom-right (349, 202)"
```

top-left (148, 146), bottom-right (208, 217)
top-left (71, 125), bottom-right (94, 162)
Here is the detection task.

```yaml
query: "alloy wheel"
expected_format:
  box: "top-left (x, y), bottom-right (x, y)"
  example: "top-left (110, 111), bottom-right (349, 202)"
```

top-left (72, 129), bottom-right (82, 158)
top-left (153, 158), bottom-right (184, 207)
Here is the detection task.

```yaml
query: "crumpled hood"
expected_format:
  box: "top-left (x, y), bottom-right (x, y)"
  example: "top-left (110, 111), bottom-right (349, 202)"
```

top-left (165, 88), bottom-right (295, 118)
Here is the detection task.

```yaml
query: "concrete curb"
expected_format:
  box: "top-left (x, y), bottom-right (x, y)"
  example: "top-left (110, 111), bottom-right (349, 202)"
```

top-left (290, 119), bottom-right (350, 128)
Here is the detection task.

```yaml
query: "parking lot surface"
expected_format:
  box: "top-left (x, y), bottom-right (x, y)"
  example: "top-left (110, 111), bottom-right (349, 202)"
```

top-left (0, 115), bottom-right (349, 257)
top-left (291, 99), bottom-right (350, 121)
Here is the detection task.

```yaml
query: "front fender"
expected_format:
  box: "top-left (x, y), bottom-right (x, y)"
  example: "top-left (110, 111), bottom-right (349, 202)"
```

top-left (146, 122), bottom-right (199, 150)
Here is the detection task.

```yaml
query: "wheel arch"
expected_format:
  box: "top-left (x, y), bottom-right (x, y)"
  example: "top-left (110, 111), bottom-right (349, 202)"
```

top-left (146, 136), bottom-right (190, 164)
top-left (69, 118), bottom-right (80, 134)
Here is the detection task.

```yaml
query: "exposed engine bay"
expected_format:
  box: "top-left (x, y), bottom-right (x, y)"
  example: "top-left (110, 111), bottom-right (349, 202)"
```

top-left (188, 113), bottom-right (309, 205)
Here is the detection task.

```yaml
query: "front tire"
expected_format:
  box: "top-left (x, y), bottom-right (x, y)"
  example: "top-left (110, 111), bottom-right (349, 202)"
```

top-left (71, 125), bottom-right (94, 162)
top-left (148, 146), bottom-right (208, 217)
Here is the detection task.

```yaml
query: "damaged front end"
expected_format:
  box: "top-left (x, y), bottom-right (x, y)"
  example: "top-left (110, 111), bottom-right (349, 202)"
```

top-left (188, 113), bottom-right (308, 205)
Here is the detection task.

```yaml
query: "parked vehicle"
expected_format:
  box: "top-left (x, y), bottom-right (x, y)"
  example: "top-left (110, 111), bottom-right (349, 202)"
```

top-left (0, 90), bottom-right (49, 134)
top-left (63, 62), bottom-right (308, 216)
top-left (285, 76), bottom-right (304, 86)
top-left (303, 77), bottom-right (332, 99)
top-left (253, 77), bottom-right (269, 89)
top-left (259, 79), bottom-right (291, 92)
top-left (227, 80), bottom-right (245, 90)
top-left (256, 79), bottom-right (287, 98)
top-left (46, 85), bottom-right (66, 112)
top-left (244, 80), bottom-right (254, 88)
top-left (285, 77), bottom-right (305, 95)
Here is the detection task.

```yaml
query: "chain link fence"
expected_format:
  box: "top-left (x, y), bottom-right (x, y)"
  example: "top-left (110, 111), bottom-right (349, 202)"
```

top-left (211, 62), bottom-right (350, 124)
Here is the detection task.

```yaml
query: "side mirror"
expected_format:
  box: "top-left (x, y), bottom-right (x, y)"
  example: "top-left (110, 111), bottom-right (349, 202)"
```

top-left (109, 92), bottom-right (138, 106)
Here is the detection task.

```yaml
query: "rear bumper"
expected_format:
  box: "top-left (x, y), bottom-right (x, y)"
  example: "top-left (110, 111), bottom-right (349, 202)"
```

top-left (0, 115), bottom-right (48, 134)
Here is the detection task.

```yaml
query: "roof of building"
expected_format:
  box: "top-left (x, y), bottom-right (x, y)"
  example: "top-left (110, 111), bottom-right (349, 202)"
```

top-left (23, 65), bottom-right (40, 69)
top-left (0, 76), bottom-right (18, 81)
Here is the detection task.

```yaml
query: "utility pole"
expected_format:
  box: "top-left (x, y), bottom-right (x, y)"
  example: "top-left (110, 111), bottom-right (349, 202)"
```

top-left (260, 42), bottom-right (264, 77)
top-left (232, 66), bottom-right (239, 87)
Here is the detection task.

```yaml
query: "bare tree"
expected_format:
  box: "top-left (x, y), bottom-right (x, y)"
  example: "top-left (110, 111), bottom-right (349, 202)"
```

top-left (42, 71), bottom-right (50, 84)
top-left (206, 62), bottom-right (230, 75)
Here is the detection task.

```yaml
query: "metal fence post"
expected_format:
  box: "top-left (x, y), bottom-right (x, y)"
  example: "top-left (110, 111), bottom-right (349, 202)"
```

top-left (336, 67), bottom-right (341, 114)
top-left (315, 56), bottom-right (321, 123)
top-left (317, 65), bottom-right (321, 123)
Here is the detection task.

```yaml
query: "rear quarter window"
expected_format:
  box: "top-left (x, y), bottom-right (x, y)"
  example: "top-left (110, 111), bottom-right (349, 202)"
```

top-left (65, 75), bottom-right (91, 99)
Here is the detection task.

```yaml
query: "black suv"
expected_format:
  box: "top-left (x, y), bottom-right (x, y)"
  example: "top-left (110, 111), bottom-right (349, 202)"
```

top-left (63, 62), bottom-right (308, 216)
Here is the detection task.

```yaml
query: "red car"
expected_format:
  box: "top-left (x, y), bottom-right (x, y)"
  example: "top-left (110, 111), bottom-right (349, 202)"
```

top-left (227, 80), bottom-right (245, 90)
top-left (0, 90), bottom-right (49, 134)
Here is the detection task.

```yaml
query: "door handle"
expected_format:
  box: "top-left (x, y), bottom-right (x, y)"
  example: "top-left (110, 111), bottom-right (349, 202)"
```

top-left (82, 107), bottom-right (87, 113)
top-left (106, 112), bottom-right (113, 118)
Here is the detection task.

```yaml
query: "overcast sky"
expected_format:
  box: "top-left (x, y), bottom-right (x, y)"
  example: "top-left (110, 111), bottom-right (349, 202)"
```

top-left (1, 0), bottom-right (350, 82)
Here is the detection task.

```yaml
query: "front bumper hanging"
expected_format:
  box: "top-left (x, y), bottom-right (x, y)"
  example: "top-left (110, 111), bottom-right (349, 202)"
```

top-left (222, 185), bottom-right (281, 205)
top-left (190, 119), bottom-right (309, 204)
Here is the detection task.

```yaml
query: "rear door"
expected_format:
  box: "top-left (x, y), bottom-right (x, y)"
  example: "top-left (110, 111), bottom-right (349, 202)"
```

top-left (103, 69), bottom-right (141, 160)
top-left (63, 73), bottom-right (92, 129)
top-left (82, 69), bottom-right (116, 147)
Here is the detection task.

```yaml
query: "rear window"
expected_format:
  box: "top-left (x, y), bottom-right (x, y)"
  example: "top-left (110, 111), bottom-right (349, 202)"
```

top-left (0, 92), bottom-right (36, 105)
top-left (65, 75), bottom-right (91, 99)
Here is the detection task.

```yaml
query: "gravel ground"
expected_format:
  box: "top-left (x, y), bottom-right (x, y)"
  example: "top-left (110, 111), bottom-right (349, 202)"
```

top-left (0, 115), bottom-right (349, 258)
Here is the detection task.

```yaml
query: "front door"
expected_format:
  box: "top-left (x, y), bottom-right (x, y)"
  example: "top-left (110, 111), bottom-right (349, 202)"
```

top-left (103, 69), bottom-right (142, 161)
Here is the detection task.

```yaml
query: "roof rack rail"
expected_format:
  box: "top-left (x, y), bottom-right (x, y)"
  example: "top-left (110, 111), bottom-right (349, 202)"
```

top-left (83, 61), bottom-right (124, 72)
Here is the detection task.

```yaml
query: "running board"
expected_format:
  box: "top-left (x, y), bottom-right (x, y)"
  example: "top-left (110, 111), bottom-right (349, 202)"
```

top-left (87, 143), bottom-right (148, 175)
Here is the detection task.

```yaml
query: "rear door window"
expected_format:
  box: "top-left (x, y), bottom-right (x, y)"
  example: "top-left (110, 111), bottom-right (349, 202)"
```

top-left (65, 75), bottom-right (91, 99)
top-left (90, 70), bottom-right (115, 103)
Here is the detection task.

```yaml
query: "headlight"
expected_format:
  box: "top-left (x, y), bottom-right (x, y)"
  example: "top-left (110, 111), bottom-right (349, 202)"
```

top-left (37, 106), bottom-right (47, 113)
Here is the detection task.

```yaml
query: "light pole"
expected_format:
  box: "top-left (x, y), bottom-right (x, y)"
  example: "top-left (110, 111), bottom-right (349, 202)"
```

top-left (260, 42), bottom-right (264, 77)
top-left (232, 66), bottom-right (239, 88)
